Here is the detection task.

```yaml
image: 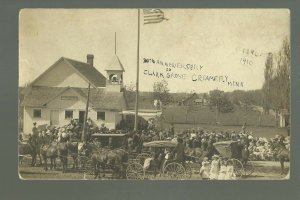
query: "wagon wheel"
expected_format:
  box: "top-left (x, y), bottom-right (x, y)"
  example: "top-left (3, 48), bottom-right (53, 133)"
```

top-left (243, 161), bottom-right (254, 176)
top-left (136, 153), bottom-right (152, 165)
top-left (163, 162), bottom-right (186, 180)
top-left (183, 164), bottom-right (193, 180)
top-left (227, 159), bottom-right (244, 178)
top-left (126, 163), bottom-right (144, 180)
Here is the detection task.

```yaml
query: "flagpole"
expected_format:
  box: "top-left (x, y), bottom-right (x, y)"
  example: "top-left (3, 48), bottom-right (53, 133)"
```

top-left (82, 83), bottom-right (91, 142)
top-left (134, 9), bottom-right (140, 131)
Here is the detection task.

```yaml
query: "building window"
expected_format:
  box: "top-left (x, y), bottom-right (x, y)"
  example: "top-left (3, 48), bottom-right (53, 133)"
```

top-left (65, 110), bottom-right (73, 119)
top-left (33, 109), bottom-right (41, 118)
top-left (97, 111), bottom-right (105, 120)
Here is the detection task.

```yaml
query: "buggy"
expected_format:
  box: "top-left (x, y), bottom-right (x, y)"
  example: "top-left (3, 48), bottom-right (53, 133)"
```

top-left (213, 141), bottom-right (254, 177)
top-left (126, 140), bottom-right (199, 180)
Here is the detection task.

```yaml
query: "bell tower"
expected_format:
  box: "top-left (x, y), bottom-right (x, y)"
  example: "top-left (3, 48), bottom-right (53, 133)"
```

top-left (105, 32), bottom-right (125, 92)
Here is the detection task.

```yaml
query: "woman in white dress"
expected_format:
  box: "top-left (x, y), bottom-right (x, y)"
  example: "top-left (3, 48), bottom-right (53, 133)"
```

top-left (209, 155), bottom-right (220, 180)
top-left (200, 157), bottom-right (210, 180)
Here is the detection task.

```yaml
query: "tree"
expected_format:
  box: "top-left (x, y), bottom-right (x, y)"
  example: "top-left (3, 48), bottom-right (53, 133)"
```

top-left (123, 82), bottom-right (136, 109)
top-left (209, 89), bottom-right (234, 119)
top-left (152, 79), bottom-right (172, 105)
top-left (275, 38), bottom-right (290, 112)
top-left (262, 38), bottom-right (290, 113)
top-left (262, 52), bottom-right (274, 114)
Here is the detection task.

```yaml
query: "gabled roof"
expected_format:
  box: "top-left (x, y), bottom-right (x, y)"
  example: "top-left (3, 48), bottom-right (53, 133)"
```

top-left (22, 86), bottom-right (128, 111)
top-left (63, 57), bottom-right (106, 87)
top-left (30, 57), bottom-right (106, 88)
top-left (72, 88), bottom-right (127, 111)
top-left (182, 93), bottom-right (199, 104)
top-left (22, 86), bottom-right (67, 107)
top-left (105, 54), bottom-right (125, 72)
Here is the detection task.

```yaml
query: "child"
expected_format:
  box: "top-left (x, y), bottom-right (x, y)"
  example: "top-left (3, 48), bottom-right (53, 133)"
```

top-left (224, 163), bottom-right (236, 180)
top-left (209, 155), bottom-right (220, 180)
top-left (200, 157), bottom-right (210, 180)
top-left (217, 158), bottom-right (227, 180)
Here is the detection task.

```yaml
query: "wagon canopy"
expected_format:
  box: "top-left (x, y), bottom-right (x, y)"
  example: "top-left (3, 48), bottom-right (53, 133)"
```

top-left (213, 141), bottom-right (240, 159)
top-left (143, 140), bottom-right (177, 148)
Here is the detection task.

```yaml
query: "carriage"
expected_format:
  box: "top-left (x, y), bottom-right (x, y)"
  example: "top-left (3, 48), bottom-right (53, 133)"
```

top-left (126, 140), bottom-right (199, 180)
top-left (213, 141), bottom-right (254, 177)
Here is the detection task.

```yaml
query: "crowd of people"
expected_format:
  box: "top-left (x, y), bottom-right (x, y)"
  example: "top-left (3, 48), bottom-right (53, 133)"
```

top-left (21, 119), bottom-right (290, 163)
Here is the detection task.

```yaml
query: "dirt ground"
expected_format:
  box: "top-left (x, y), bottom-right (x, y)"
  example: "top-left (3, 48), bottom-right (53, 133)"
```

top-left (19, 157), bottom-right (289, 180)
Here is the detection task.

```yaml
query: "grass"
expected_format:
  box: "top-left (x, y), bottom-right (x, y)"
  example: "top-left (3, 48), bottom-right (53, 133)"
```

top-left (163, 105), bottom-right (277, 127)
top-left (19, 158), bottom-right (289, 180)
top-left (159, 105), bottom-right (288, 138)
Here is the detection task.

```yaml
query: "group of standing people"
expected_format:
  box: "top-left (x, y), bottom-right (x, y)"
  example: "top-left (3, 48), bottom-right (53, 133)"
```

top-left (199, 155), bottom-right (236, 180)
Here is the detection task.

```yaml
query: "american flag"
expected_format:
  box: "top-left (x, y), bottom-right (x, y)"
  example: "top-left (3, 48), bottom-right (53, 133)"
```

top-left (143, 9), bottom-right (168, 25)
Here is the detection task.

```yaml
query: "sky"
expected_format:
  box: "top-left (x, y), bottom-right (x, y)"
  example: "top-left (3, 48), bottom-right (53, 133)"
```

top-left (19, 9), bottom-right (290, 93)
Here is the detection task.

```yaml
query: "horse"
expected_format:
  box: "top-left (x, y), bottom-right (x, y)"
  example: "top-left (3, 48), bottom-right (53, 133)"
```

top-left (79, 143), bottom-right (108, 179)
top-left (19, 141), bottom-right (39, 166)
top-left (66, 141), bottom-right (79, 169)
top-left (40, 140), bottom-right (58, 171)
top-left (19, 136), bottom-right (43, 166)
top-left (91, 148), bottom-right (110, 179)
top-left (106, 148), bottom-right (128, 179)
top-left (79, 143), bottom-right (128, 179)
top-left (57, 142), bottom-right (68, 173)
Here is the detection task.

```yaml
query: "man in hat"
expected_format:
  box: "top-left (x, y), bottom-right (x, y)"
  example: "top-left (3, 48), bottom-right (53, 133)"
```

top-left (99, 123), bottom-right (106, 133)
top-left (173, 137), bottom-right (185, 165)
top-left (32, 122), bottom-right (38, 138)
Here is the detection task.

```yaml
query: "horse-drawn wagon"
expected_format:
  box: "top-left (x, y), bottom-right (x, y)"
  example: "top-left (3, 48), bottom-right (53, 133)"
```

top-left (126, 140), bottom-right (199, 180)
top-left (213, 141), bottom-right (254, 177)
top-left (76, 133), bottom-right (129, 179)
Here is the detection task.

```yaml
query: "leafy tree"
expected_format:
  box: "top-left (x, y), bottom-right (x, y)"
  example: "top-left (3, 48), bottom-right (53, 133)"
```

top-left (262, 38), bottom-right (290, 113)
top-left (124, 82), bottom-right (136, 107)
top-left (209, 89), bottom-right (234, 114)
top-left (152, 79), bottom-right (172, 105)
top-left (262, 52), bottom-right (274, 113)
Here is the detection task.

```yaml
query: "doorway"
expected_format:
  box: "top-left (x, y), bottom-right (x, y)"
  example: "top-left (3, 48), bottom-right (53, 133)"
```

top-left (50, 110), bottom-right (59, 125)
top-left (79, 111), bottom-right (85, 124)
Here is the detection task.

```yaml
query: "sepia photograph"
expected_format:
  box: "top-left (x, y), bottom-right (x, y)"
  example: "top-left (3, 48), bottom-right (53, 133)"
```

top-left (18, 9), bottom-right (290, 180)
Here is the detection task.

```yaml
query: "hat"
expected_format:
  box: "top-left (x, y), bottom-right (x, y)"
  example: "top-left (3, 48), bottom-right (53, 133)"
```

top-left (212, 155), bottom-right (220, 159)
top-left (203, 157), bottom-right (209, 161)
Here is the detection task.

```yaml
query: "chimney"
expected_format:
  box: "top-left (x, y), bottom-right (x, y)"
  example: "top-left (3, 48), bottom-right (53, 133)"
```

top-left (87, 54), bottom-right (94, 66)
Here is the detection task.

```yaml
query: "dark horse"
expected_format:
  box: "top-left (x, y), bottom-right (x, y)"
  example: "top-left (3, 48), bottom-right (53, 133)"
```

top-left (19, 137), bottom-right (43, 166)
top-left (19, 141), bottom-right (40, 166)
top-left (66, 141), bottom-right (79, 169)
top-left (80, 143), bottom-right (128, 179)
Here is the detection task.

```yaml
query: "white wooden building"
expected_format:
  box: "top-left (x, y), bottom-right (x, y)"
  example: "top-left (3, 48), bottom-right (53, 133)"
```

top-left (21, 54), bottom-right (128, 135)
